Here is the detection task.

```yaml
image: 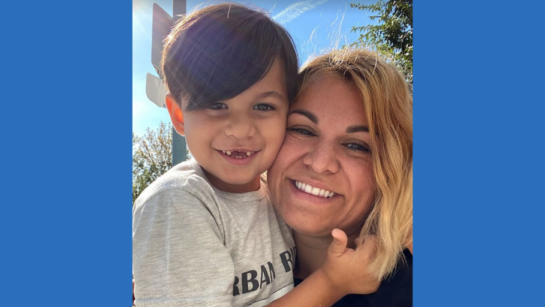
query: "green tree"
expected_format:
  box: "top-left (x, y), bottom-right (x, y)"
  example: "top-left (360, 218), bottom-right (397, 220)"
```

top-left (349, 0), bottom-right (413, 84)
top-left (133, 122), bottom-right (172, 204)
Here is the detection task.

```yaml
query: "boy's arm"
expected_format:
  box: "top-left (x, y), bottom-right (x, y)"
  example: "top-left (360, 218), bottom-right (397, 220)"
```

top-left (265, 269), bottom-right (346, 306)
top-left (266, 229), bottom-right (380, 307)
top-left (133, 188), bottom-right (234, 307)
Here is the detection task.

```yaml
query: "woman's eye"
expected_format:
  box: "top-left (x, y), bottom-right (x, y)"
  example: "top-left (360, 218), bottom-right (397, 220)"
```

top-left (209, 102), bottom-right (227, 110)
top-left (287, 127), bottom-right (316, 136)
top-left (253, 104), bottom-right (275, 111)
top-left (345, 143), bottom-right (371, 153)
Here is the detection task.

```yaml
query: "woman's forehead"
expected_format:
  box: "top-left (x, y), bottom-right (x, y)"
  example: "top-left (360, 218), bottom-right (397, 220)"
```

top-left (290, 76), bottom-right (367, 125)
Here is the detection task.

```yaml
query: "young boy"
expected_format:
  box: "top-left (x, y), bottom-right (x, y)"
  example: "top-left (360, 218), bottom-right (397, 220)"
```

top-left (133, 3), bottom-right (378, 307)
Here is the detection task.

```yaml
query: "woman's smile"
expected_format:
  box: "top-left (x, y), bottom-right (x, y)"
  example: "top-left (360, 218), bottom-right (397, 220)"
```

top-left (294, 180), bottom-right (335, 198)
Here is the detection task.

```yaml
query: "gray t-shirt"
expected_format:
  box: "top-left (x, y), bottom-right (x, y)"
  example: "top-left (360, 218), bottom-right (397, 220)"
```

top-left (133, 159), bottom-right (296, 307)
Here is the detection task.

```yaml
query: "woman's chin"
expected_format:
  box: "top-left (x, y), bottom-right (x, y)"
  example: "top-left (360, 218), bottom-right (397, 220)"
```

top-left (284, 214), bottom-right (334, 238)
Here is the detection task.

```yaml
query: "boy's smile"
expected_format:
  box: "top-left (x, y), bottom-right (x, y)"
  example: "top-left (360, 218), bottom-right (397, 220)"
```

top-left (167, 58), bottom-right (288, 193)
top-left (217, 149), bottom-right (259, 165)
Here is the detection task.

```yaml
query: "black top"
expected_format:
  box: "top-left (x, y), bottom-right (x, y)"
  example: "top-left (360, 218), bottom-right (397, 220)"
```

top-left (294, 249), bottom-right (412, 307)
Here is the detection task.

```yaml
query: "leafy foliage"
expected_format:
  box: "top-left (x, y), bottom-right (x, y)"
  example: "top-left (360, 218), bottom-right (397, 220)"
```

top-left (349, 0), bottom-right (413, 84)
top-left (132, 122), bottom-right (172, 204)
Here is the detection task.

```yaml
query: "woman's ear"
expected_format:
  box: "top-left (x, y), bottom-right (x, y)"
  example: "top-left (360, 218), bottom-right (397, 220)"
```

top-left (165, 93), bottom-right (185, 136)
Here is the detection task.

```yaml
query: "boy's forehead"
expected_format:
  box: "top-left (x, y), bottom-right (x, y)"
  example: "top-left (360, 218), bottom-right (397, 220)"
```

top-left (260, 58), bottom-right (286, 90)
top-left (231, 58), bottom-right (287, 102)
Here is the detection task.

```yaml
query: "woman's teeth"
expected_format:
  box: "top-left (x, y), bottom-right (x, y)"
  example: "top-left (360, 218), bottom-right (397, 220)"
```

top-left (295, 181), bottom-right (335, 198)
top-left (221, 150), bottom-right (254, 158)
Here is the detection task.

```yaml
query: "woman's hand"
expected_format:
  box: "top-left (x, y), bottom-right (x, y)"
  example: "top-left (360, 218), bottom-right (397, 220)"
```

top-left (319, 229), bottom-right (380, 296)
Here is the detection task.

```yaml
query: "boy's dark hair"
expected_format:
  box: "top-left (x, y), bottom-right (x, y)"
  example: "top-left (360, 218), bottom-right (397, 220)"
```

top-left (161, 3), bottom-right (298, 111)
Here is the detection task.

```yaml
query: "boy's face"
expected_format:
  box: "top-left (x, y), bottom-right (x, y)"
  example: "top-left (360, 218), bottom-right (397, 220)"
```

top-left (178, 58), bottom-right (288, 193)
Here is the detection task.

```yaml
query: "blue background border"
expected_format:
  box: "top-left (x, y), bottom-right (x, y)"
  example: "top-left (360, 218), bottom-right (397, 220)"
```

top-left (2, 0), bottom-right (132, 305)
top-left (415, 0), bottom-right (545, 305)
top-left (2, 0), bottom-right (544, 306)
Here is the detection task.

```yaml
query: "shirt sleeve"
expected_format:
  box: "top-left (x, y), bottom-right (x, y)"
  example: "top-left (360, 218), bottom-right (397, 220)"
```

top-left (133, 187), bottom-right (235, 307)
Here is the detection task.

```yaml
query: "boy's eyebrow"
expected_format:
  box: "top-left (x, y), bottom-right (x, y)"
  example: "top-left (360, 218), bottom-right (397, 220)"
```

top-left (288, 109), bottom-right (317, 123)
top-left (257, 91), bottom-right (286, 102)
top-left (346, 125), bottom-right (369, 133)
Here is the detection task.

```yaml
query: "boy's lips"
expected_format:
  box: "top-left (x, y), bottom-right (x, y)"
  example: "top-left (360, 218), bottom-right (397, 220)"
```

top-left (217, 149), bottom-right (259, 165)
top-left (220, 150), bottom-right (257, 157)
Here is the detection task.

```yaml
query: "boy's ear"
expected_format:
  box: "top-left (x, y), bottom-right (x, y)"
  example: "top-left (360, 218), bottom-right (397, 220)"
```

top-left (165, 93), bottom-right (185, 136)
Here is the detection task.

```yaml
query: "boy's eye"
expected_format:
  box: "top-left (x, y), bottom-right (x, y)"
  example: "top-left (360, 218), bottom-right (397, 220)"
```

top-left (209, 102), bottom-right (227, 110)
top-left (253, 104), bottom-right (275, 111)
top-left (344, 143), bottom-right (371, 153)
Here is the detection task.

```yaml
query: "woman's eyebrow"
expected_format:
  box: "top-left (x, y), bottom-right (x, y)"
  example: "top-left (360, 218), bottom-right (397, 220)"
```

top-left (346, 125), bottom-right (369, 133)
top-left (288, 109), bottom-right (317, 123)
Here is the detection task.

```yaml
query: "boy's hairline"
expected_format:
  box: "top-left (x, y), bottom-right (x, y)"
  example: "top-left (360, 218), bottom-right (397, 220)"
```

top-left (161, 3), bottom-right (298, 112)
top-left (176, 57), bottom-right (291, 111)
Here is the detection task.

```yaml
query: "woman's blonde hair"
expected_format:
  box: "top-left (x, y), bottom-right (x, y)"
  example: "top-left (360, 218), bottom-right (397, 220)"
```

top-left (299, 49), bottom-right (413, 280)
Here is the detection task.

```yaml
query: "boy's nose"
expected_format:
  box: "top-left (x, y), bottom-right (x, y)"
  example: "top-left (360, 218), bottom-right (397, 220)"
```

top-left (224, 115), bottom-right (256, 139)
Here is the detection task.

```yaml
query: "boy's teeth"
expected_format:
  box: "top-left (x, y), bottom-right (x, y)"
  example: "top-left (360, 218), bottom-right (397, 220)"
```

top-left (222, 150), bottom-right (254, 156)
top-left (221, 150), bottom-right (255, 158)
top-left (295, 181), bottom-right (335, 198)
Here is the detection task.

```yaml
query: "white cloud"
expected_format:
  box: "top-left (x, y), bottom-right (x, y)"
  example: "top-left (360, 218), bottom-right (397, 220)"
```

top-left (273, 0), bottom-right (330, 24)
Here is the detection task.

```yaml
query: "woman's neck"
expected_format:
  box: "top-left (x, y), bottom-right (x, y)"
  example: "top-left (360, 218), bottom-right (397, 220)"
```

top-left (293, 230), bottom-right (360, 279)
top-left (293, 232), bottom-right (330, 279)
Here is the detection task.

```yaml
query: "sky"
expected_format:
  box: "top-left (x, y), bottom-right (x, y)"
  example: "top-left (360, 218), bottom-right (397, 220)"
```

top-left (133, 0), bottom-right (376, 136)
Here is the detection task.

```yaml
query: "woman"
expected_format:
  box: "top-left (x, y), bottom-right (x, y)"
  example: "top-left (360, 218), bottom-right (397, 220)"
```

top-left (267, 48), bottom-right (413, 306)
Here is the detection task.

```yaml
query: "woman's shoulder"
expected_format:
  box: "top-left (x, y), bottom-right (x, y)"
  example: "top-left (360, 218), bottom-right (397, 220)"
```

top-left (335, 249), bottom-right (412, 307)
top-left (293, 249), bottom-right (412, 307)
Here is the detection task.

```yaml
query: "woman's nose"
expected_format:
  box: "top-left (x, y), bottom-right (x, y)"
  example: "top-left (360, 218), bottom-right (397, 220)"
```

top-left (302, 141), bottom-right (340, 174)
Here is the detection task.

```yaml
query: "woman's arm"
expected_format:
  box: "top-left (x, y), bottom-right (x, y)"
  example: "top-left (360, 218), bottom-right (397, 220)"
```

top-left (267, 229), bottom-right (380, 307)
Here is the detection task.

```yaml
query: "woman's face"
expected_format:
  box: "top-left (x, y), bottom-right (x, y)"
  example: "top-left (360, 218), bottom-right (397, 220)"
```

top-left (268, 75), bottom-right (376, 238)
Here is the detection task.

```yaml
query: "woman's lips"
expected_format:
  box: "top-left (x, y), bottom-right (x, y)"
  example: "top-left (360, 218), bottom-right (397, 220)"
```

top-left (290, 179), bottom-right (338, 202)
top-left (294, 180), bottom-right (335, 198)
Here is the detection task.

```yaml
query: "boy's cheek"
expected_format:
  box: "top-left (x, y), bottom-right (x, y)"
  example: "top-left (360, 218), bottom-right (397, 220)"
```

top-left (268, 133), bottom-right (287, 160)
